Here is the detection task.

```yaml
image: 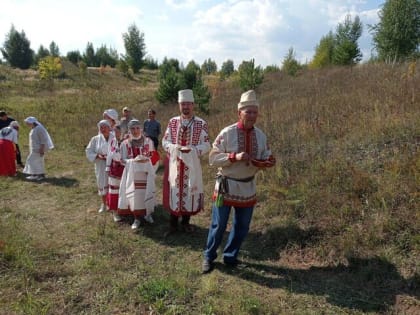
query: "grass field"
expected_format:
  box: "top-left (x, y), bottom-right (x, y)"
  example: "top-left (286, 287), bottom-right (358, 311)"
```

top-left (0, 61), bottom-right (419, 314)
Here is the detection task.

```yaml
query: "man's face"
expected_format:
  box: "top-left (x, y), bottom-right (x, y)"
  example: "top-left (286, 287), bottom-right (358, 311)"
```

top-left (238, 106), bottom-right (258, 129)
top-left (123, 110), bottom-right (130, 118)
top-left (179, 102), bottom-right (194, 118)
top-left (148, 111), bottom-right (155, 120)
top-left (0, 115), bottom-right (6, 121)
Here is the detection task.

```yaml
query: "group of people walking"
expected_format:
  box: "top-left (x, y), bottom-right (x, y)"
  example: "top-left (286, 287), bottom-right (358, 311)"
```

top-left (0, 110), bottom-right (54, 180)
top-left (86, 106), bottom-right (161, 229)
top-left (86, 88), bottom-right (276, 273)
top-left (2, 88), bottom-right (276, 274)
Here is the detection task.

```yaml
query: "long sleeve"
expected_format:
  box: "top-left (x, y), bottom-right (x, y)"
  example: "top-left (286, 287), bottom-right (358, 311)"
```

top-left (86, 136), bottom-right (98, 162)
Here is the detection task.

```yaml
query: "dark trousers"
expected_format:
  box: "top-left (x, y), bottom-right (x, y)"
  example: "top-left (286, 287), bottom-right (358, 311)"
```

top-left (170, 214), bottom-right (190, 229)
top-left (16, 144), bottom-right (23, 165)
top-left (150, 136), bottom-right (159, 149)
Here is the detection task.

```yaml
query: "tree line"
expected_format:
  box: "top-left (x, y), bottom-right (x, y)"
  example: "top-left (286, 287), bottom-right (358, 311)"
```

top-left (1, 0), bottom-right (419, 110)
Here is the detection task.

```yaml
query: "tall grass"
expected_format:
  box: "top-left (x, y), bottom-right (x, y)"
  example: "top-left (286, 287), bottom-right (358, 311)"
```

top-left (0, 62), bottom-right (418, 314)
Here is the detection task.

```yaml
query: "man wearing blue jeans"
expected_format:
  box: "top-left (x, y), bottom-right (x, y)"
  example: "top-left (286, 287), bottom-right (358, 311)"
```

top-left (202, 90), bottom-right (276, 273)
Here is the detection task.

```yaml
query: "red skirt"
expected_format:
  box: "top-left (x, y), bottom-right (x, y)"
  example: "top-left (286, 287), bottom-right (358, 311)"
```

top-left (0, 139), bottom-right (16, 176)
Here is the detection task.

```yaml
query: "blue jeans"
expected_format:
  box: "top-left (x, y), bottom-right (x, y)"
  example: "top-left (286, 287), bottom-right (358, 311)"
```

top-left (203, 203), bottom-right (254, 263)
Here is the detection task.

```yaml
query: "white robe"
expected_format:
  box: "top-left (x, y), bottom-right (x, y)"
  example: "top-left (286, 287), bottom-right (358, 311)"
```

top-left (118, 159), bottom-right (156, 215)
top-left (86, 133), bottom-right (113, 195)
top-left (23, 124), bottom-right (54, 175)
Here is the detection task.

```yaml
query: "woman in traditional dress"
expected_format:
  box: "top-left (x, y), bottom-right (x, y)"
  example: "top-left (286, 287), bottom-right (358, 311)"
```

top-left (23, 117), bottom-right (54, 180)
top-left (0, 121), bottom-right (19, 176)
top-left (86, 120), bottom-right (114, 213)
top-left (119, 119), bottom-right (159, 230)
top-left (105, 125), bottom-right (127, 222)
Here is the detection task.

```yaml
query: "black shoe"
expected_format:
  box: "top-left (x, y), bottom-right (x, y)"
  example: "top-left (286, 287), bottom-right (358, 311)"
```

top-left (202, 259), bottom-right (213, 274)
top-left (223, 259), bottom-right (242, 268)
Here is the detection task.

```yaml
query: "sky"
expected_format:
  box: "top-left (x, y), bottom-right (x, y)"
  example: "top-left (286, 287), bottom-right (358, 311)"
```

top-left (0, 0), bottom-right (385, 68)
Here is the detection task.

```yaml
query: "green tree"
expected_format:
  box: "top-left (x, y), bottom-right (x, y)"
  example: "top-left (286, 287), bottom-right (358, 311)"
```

top-left (237, 58), bottom-right (264, 91)
top-left (96, 45), bottom-right (118, 67)
top-left (143, 56), bottom-right (159, 70)
top-left (49, 41), bottom-right (60, 57)
top-left (282, 47), bottom-right (301, 76)
top-left (34, 45), bottom-right (50, 65)
top-left (192, 72), bottom-right (211, 114)
top-left (83, 42), bottom-right (98, 67)
top-left (66, 50), bottom-right (82, 64)
top-left (181, 60), bottom-right (200, 89)
top-left (333, 14), bottom-right (363, 65)
top-left (155, 59), bottom-right (182, 103)
top-left (201, 58), bottom-right (217, 75)
top-left (122, 24), bottom-right (146, 73)
top-left (220, 59), bottom-right (234, 78)
top-left (370, 0), bottom-right (420, 62)
top-left (309, 31), bottom-right (335, 69)
top-left (264, 64), bottom-right (280, 73)
top-left (1, 25), bottom-right (34, 69)
top-left (182, 60), bottom-right (211, 114)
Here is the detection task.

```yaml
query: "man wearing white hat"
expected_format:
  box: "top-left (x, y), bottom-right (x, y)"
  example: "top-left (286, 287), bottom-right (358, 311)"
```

top-left (202, 90), bottom-right (276, 273)
top-left (162, 89), bottom-right (211, 235)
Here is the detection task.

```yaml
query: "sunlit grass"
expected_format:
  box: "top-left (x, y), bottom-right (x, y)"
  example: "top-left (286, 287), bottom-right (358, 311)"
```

top-left (0, 62), bottom-right (419, 314)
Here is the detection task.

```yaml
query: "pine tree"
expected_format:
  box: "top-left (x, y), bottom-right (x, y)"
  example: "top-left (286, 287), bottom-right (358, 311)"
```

top-left (333, 15), bottom-right (363, 65)
top-left (1, 25), bottom-right (34, 69)
top-left (238, 58), bottom-right (264, 91)
top-left (282, 47), bottom-right (301, 76)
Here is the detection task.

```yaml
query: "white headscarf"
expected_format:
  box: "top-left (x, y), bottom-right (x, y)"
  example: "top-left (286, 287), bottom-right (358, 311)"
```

top-left (24, 116), bottom-right (54, 150)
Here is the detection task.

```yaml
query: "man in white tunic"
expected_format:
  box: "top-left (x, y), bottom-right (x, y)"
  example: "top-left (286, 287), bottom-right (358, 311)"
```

top-left (202, 90), bottom-right (276, 273)
top-left (162, 89), bottom-right (211, 235)
top-left (23, 117), bottom-right (54, 181)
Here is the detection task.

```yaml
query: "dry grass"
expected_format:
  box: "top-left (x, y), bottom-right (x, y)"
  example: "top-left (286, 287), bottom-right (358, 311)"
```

top-left (0, 62), bottom-right (419, 314)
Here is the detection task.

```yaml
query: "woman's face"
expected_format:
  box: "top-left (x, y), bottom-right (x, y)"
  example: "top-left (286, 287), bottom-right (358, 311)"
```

top-left (100, 124), bottom-right (110, 137)
top-left (130, 125), bottom-right (142, 138)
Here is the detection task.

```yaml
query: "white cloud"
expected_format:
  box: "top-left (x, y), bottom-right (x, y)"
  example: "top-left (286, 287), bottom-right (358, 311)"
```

top-left (0, 0), bottom-right (384, 67)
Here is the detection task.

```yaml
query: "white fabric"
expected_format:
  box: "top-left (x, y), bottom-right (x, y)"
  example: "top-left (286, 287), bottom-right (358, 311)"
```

top-left (103, 109), bottom-right (119, 122)
top-left (0, 127), bottom-right (18, 143)
top-left (86, 133), bottom-right (114, 195)
top-left (178, 89), bottom-right (194, 103)
top-left (23, 124), bottom-right (53, 175)
top-left (24, 118), bottom-right (54, 150)
top-left (118, 159), bottom-right (156, 215)
top-left (209, 123), bottom-right (272, 204)
top-left (168, 145), bottom-right (202, 194)
top-left (23, 152), bottom-right (44, 175)
top-left (238, 90), bottom-right (259, 109)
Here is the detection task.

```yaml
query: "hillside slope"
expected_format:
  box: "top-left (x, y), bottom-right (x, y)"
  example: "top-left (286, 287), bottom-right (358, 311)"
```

top-left (0, 62), bottom-right (419, 314)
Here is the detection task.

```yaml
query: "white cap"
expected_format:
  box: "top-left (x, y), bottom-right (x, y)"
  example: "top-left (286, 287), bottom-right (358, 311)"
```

top-left (178, 89), bottom-right (194, 103)
top-left (238, 90), bottom-right (259, 110)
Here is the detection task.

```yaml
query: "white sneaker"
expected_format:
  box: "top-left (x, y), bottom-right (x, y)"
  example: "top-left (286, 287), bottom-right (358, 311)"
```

top-left (113, 213), bottom-right (122, 222)
top-left (98, 204), bottom-right (107, 213)
top-left (131, 219), bottom-right (141, 230)
top-left (144, 214), bottom-right (154, 224)
top-left (26, 175), bottom-right (38, 180)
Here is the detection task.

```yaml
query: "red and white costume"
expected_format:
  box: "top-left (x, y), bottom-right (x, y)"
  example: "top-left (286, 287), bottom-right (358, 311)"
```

top-left (118, 136), bottom-right (159, 217)
top-left (162, 116), bottom-right (211, 216)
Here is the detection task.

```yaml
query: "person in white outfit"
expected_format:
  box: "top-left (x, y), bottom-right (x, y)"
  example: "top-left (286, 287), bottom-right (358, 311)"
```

top-left (86, 120), bottom-right (114, 213)
top-left (119, 119), bottom-right (159, 230)
top-left (23, 116), bottom-right (54, 181)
